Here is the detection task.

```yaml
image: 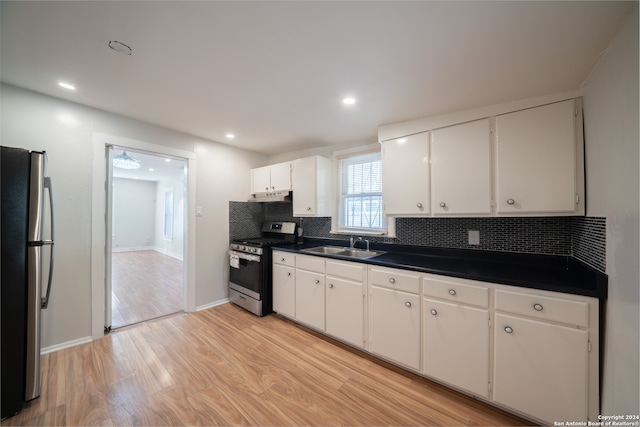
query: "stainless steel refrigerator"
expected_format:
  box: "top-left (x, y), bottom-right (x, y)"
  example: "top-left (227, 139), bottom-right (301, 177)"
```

top-left (1, 146), bottom-right (54, 420)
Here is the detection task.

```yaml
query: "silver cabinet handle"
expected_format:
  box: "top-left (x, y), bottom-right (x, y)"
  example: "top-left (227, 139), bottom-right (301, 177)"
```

top-left (504, 326), bottom-right (514, 334)
top-left (265, 186), bottom-right (269, 191)
top-left (271, 186), bottom-right (275, 190)
top-left (328, 283), bottom-right (334, 288)
top-left (314, 279), bottom-right (320, 284)
top-left (405, 301), bottom-right (412, 308)
top-left (389, 278), bottom-right (396, 284)
top-left (286, 272), bottom-right (291, 277)
top-left (416, 203), bottom-right (423, 208)
top-left (307, 207), bottom-right (312, 211)
top-left (533, 303), bottom-right (543, 311)
top-left (507, 199), bottom-right (515, 205)
top-left (448, 289), bottom-right (456, 296)
top-left (440, 202), bottom-right (446, 208)
top-left (281, 258), bottom-right (286, 262)
top-left (430, 309), bottom-right (437, 315)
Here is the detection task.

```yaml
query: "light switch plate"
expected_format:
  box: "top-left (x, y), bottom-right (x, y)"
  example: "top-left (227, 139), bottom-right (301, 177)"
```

top-left (468, 230), bottom-right (480, 245)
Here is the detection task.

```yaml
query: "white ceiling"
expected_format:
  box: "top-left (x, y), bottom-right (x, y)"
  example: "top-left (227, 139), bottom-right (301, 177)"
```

top-left (1, 1), bottom-right (635, 155)
top-left (111, 148), bottom-right (186, 182)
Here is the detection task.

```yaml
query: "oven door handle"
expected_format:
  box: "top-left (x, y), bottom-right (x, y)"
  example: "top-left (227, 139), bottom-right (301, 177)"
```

top-left (229, 250), bottom-right (261, 263)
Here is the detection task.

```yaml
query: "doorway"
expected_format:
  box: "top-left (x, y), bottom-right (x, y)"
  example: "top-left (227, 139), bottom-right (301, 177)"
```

top-left (107, 147), bottom-right (187, 330)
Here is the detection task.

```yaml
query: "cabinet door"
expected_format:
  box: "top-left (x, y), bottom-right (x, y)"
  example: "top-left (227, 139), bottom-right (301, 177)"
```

top-left (493, 313), bottom-right (588, 423)
top-left (251, 166), bottom-right (271, 194)
top-left (423, 298), bottom-right (489, 398)
top-left (495, 100), bottom-right (577, 214)
top-left (272, 264), bottom-right (295, 318)
top-left (382, 132), bottom-right (430, 216)
top-left (326, 277), bottom-right (364, 348)
top-left (431, 119), bottom-right (492, 215)
top-left (270, 162), bottom-right (292, 192)
top-left (369, 285), bottom-right (421, 370)
top-left (292, 157), bottom-right (317, 216)
top-left (295, 269), bottom-right (325, 331)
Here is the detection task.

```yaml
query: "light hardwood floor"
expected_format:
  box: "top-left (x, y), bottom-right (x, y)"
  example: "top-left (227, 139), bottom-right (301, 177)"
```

top-left (2, 303), bottom-right (534, 426)
top-left (111, 250), bottom-right (183, 329)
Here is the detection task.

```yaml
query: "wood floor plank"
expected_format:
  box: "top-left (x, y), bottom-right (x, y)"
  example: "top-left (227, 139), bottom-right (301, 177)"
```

top-left (2, 303), bottom-right (535, 426)
top-left (111, 250), bottom-right (183, 329)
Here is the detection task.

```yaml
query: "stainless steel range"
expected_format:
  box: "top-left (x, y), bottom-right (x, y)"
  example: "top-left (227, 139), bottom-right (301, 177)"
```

top-left (228, 221), bottom-right (296, 316)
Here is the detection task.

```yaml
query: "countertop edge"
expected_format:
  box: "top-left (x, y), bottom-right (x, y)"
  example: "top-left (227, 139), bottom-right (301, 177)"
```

top-left (272, 242), bottom-right (608, 300)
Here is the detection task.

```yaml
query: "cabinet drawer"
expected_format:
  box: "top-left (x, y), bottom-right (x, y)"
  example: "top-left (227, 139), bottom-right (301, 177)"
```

top-left (295, 254), bottom-right (325, 273)
top-left (326, 260), bottom-right (366, 282)
top-left (494, 289), bottom-right (589, 328)
top-left (273, 251), bottom-right (295, 267)
top-left (423, 275), bottom-right (489, 308)
top-left (370, 266), bottom-right (420, 294)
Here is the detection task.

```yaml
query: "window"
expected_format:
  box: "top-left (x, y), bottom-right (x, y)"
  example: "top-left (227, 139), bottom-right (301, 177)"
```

top-left (164, 189), bottom-right (173, 239)
top-left (337, 150), bottom-right (386, 233)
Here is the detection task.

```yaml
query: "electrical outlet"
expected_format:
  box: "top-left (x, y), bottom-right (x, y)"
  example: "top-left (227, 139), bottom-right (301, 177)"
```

top-left (468, 230), bottom-right (480, 245)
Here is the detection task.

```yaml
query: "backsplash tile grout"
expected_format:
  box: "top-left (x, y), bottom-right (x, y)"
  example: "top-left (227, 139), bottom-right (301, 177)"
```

top-left (229, 201), bottom-right (606, 273)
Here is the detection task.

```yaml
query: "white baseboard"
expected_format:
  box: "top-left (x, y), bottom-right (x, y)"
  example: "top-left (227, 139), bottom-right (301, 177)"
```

top-left (152, 246), bottom-right (184, 261)
top-left (196, 298), bottom-right (229, 312)
top-left (41, 336), bottom-right (93, 355)
top-left (112, 246), bottom-right (155, 253)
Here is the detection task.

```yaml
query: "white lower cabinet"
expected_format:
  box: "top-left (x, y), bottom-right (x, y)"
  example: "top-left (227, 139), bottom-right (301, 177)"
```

top-left (272, 264), bottom-right (295, 318)
top-left (492, 287), bottom-right (596, 424)
top-left (326, 277), bottom-right (364, 348)
top-left (369, 266), bottom-right (421, 371)
top-left (295, 267), bottom-right (325, 331)
top-left (272, 251), bottom-right (296, 318)
top-left (423, 299), bottom-right (489, 398)
top-left (325, 260), bottom-right (366, 349)
top-left (271, 253), bottom-right (599, 424)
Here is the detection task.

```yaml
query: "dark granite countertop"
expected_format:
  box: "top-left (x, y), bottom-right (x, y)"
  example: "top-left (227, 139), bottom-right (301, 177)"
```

top-left (274, 238), bottom-right (608, 300)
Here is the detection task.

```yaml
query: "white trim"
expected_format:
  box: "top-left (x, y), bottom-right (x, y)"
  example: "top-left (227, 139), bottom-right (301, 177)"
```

top-left (41, 336), bottom-right (92, 355)
top-left (112, 246), bottom-right (156, 253)
top-left (333, 143), bottom-right (380, 159)
top-left (91, 133), bottom-right (197, 341)
top-left (196, 298), bottom-right (229, 312)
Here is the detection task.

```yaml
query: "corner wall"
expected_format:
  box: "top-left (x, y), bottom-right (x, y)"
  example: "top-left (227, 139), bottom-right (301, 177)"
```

top-left (582, 6), bottom-right (639, 416)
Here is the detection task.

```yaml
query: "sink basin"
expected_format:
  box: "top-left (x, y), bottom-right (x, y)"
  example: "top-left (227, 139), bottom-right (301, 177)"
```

top-left (335, 248), bottom-right (385, 259)
top-left (301, 246), bottom-right (385, 259)
top-left (301, 246), bottom-right (347, 255)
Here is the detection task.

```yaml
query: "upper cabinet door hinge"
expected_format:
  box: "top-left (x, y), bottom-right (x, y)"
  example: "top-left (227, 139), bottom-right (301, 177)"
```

top-left (588, 340), bottom-right (592, 353)
top-left (576, 194), bottom-right (580, 205)
top-left (575, 107), bottom-right (579, 117)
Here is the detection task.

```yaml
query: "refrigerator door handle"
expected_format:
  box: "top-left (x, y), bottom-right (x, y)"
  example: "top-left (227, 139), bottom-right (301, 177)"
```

top-left (41, 177), bottom-right (54, 309)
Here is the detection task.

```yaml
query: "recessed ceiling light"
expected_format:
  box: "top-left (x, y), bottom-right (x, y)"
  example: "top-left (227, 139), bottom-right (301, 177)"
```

top-left (58, 82), bottom-right (76, 91)
top-left (108, 40), bottom-right (133, 55)
top-left (342, 97), bottom-right (356, 105)
top-left (226, 133), bottom-right (235, 139)
top-left (149, 168), bottom-right (154, 172)
top-left (397, 138), bottom-right (407, 144)
top-left (165, 159), bottom-right (171, 163)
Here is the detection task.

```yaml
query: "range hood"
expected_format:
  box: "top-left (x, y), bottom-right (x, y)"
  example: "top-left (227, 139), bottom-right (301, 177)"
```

top-left (248, 190), bottom-right (292, 203)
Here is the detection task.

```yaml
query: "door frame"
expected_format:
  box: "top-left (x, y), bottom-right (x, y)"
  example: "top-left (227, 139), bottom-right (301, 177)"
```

top-left (91, 133), bottom-right (197, 340)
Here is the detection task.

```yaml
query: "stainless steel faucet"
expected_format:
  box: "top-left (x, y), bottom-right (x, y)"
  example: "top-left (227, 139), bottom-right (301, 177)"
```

top-left (350, 236), bottom-right (370, 251)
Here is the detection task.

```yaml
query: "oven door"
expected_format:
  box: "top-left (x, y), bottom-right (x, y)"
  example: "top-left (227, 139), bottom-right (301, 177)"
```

top-left (229, 251), bottom-right (263, 298)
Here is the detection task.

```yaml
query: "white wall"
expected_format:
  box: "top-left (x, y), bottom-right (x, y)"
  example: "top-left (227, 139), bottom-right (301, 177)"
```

top-left (0, 83), bottom-right (267, 348)
top-left (113, 178), bottom-right (156, 251)
top-left (582, 6), bottom-right (639, 416)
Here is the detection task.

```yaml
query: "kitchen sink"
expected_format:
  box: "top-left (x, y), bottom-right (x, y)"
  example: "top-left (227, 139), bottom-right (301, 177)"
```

top-left (301, 246), bottom-right (385, 259)
top-left (301, 246), bottom-right (347, 255)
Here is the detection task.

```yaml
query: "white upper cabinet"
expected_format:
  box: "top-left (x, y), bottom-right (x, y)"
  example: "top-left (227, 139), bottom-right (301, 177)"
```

top-left (381, 132), bottom-right (430, 216)
top-left (251, 161), bottom-right (291, 194)
top-left (431, 119), bottom-right (492, 216)
top-left (292, 156), bottom-right (332, 217)
top-left (495, 100), bottom-right (583, 215)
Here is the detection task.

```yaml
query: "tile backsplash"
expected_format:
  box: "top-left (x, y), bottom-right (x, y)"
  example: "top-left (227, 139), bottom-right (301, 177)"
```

top-left (228, 201), bottom-right (606, 273)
